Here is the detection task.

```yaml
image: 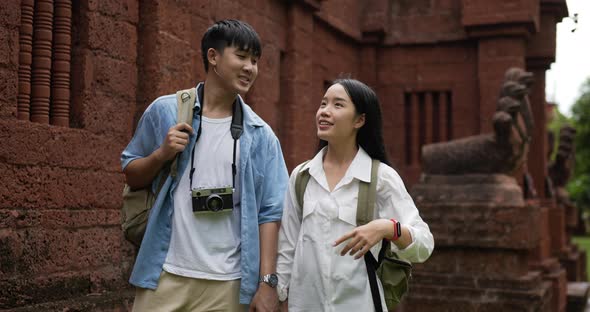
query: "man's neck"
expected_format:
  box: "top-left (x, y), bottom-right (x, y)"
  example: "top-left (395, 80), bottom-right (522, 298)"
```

top-left (202, 79), bottom-right (237, 118)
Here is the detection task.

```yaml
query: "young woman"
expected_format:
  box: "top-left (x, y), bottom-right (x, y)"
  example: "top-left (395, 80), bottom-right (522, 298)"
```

top-left (276, 79), bottom-right (434, 311)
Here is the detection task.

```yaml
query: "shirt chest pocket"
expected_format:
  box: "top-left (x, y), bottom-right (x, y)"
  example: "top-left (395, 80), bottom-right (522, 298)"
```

top-left (336, 196), bottom-right (358, 227)
top-left (301, 196), bottom-right (358, 226)
top-left (301, 199), bottom-right (318, 221)
top-left (299, 200), bottom-right (320, 242)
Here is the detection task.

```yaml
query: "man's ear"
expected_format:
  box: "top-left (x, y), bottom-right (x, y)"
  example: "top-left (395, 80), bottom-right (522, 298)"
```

top-left (207, 48), bottom-right (219, 67)
top-left (354, 113), bottom-right (366, 129)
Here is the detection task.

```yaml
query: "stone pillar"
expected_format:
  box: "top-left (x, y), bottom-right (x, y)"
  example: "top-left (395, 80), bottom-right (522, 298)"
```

top-left (50, 0), bottom-right (72, 127)
top-left (359, 0), bottom-right (388, 87)
top-left (30, 0), bottom-right (54, 124)
top-left (280, 1), bottom-right (317, 169)
top-left (402, 174), bottom-right (552, 311)
top-left (17, 0), bottom-right (34, 121)
top-left (525, 2), bottom-right (574, 311)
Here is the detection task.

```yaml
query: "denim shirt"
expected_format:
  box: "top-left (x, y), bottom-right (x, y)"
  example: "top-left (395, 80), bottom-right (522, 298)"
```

top-left (121, 83), bottom-right (289, 304)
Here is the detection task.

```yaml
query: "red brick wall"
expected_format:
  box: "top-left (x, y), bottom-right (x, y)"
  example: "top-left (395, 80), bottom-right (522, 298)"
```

top-left (1, 0), bottom-right (137, 309)
top-left (377, 43), bottom-right (479, 184)
top-left (0, 0), bottom-right (567, 310)
top-left (387, 0), bottom-right (467, 44)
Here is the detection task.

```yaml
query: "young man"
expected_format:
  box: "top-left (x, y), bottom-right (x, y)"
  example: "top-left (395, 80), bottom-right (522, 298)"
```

top-left (121, 20), bottom-right (288, 311)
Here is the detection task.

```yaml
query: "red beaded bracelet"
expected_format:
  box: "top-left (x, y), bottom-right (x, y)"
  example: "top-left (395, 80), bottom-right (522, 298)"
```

top-left (389, 218), bottom-right (402, 241)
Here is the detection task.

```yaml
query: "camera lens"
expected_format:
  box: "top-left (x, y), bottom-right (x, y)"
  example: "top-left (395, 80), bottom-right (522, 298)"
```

top-left (206, 194), bottom-right (224, 212)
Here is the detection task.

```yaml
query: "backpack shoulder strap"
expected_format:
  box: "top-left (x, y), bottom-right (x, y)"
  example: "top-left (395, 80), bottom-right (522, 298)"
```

top-left (294, 160), bottom-right (311, 213)
top-left (356, 159), bottom-right (381, 226)
top-left (170, 88), bottom-right (196, 177)
top-left (176, 88), bottom-right (196, 125)
top-left (359, 159), bottom-right (386, 312)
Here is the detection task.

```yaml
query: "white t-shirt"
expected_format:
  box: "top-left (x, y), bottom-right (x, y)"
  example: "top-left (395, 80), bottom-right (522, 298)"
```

top-left (276, 147), bottom-right (434, 311)
top-left (164, 115), bottom-right (241, 280)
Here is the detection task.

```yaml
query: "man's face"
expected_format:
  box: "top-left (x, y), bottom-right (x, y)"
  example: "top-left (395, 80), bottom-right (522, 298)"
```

top-left (213, 46), bottom-right (259, 94)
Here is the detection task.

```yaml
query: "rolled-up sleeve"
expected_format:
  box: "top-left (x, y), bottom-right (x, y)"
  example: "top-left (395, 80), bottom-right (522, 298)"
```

top-left (257, 132), bottom-right (289, 224)
top-left (377, 164), bottom-right (434, 263)
top-left (121, 106), bottom-right (158, 171)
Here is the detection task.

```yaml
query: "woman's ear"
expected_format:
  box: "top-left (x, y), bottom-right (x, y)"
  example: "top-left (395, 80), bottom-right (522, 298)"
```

top-left (354, 113), bottom-right (366, 129)
top-left (207, 48), bottom-right (218, 67)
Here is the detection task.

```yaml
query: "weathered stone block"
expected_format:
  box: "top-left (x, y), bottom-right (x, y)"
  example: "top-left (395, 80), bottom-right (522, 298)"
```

top-left (0, 67), bottom-right (18, 118)
top-left (0, 0), bottom-right (21, 26)
top-left (0, 163), bottom-right (123, 210)
top-left (87, 12), bottom-right (137, 63)
top-left (461, 0), bottom-right (539, 30)
top-left (566, 282), bottom-right (590, 312)
top-left (87, 0), bottom-right (139, 24)
top-left (412, 174), bottom-right (540, 250)
top-left (0, 266), bottom-right (131, 308)
top-left (0, 120), bottom-right (124, 170)
top-left (424, 248), bottom-right (531, 277)
top-left (16, 227), bottom-right (123, 274)
top-left (75, 90), bottom-right (136, 139)
top-left (403, 275), bottom-right (552, 312)
top-left (0, 25), bottom-right (19, 67)
top-left (92, 54), bottom-right (137, 101)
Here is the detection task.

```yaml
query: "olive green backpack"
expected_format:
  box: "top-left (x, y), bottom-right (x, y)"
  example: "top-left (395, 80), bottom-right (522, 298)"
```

top-left (121, 88), bottom-right (196, 247)
top-left (295, 159), bottom-right (412, 311)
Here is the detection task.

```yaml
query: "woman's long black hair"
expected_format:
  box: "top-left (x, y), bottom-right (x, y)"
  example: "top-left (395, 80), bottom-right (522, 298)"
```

top-left (319, 78), bottom-right (391, 166)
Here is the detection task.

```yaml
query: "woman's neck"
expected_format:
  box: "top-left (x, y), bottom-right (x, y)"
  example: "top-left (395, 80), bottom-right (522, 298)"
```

top-left (324, 139), bottom-right (358, 167)
top-left (202, 79), bottom-right (236, 118)
top-left (322, 138), bottom-right (358, 191)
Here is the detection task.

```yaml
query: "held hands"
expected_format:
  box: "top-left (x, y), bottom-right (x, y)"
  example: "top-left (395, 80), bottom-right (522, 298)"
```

top-left (155, 123), bottom-right (193, 161)
top-left (333, 219), bottom-right (393, 260)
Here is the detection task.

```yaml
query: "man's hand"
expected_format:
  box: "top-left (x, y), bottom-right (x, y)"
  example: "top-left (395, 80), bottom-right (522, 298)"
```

top-left (333, 219), bottom-right (392, 259)
top-left (249, 283), bottom-right (280, 312)
top-left (156, 123), bottom-right (193, 161)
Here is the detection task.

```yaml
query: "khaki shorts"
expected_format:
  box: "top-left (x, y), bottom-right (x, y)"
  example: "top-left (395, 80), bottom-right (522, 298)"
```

top-left (132, 271), bottom-right (247, 312)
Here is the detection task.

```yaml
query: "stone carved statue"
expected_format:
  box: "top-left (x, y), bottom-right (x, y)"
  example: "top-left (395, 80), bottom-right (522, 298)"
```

top-left (549, 125), bottom-right (577, 205)
top-left (421, 67), bottom-right (535, 175)
top-left (503, 68), bottom-right (538, 197)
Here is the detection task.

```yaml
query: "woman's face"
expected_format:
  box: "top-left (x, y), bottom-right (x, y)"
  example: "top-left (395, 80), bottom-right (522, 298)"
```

top-left (316, 83), bottom-right (365, 143)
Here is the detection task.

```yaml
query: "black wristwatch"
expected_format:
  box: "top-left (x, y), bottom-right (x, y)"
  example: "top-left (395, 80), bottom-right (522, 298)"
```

top-left (259, 273), bottom-right (278, 288)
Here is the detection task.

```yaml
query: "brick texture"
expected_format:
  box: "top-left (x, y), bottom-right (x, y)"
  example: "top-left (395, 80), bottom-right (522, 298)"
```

top-left (0, 0), bottom-right (570, 310)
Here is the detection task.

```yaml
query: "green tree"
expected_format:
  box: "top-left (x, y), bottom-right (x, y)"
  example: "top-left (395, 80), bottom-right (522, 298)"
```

top-left (567, 78), bottom-right (590, 210)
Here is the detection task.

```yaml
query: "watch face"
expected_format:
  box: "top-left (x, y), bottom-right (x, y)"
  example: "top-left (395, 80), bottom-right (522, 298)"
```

top-left (269, 274), bottom-right (278, 287)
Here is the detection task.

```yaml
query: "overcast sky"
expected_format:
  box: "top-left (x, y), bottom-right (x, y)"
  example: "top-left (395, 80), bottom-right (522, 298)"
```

top-left (545, 0), bottom-right (590, 116)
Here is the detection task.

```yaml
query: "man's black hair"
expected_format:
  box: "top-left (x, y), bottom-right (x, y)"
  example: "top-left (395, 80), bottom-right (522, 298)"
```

top-left (201, 19), bottom-right (262, 72)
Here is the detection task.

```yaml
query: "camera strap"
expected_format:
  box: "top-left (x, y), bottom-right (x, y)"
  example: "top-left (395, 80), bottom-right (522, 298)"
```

top-left (189, 84), bottom-right (243, 191)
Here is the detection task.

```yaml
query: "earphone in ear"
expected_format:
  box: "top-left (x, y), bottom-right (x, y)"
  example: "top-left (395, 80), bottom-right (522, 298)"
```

top-left (213, 65), bottom-right (222, 78)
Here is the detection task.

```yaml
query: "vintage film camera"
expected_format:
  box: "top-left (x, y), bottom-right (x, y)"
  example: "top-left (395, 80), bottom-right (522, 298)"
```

top-left (192, 187), bottom-right (234, 213)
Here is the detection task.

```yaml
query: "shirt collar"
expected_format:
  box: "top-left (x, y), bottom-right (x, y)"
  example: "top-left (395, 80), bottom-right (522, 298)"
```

top-left (303, 146), bottom-right (373, 184)
top-left (193, 82), bottom-right (264, 128)
top-left (348, 147), bottom-right (372, 183)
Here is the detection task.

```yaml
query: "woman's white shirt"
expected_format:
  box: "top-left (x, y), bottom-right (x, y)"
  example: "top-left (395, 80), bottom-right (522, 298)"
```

top-left (276, 147), bottom-right (434, 312)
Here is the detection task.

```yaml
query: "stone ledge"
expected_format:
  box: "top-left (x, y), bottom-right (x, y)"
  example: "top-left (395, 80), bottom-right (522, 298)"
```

top-left (3, 289), bottom-right (134, 312)
top-left (404, 279), bottom-right (553, 311)
top-left (567, 282), bottom-right (590, 312)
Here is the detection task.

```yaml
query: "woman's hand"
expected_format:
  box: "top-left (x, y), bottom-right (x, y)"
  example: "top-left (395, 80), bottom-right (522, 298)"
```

top-left (333, 219), bottom-right (392, 259)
